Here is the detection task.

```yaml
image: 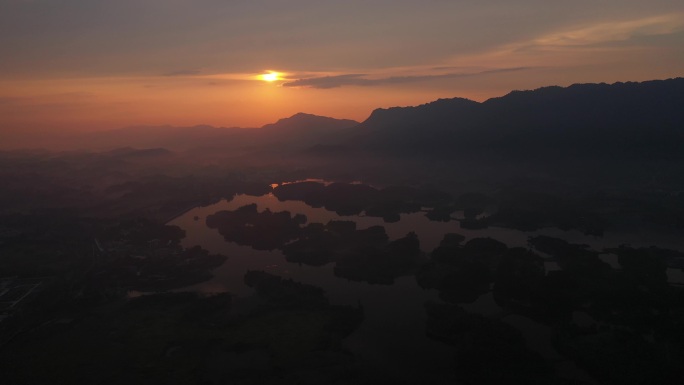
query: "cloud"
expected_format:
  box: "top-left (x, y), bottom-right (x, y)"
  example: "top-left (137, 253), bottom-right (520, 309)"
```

top-left (282, 67), bottom-right (533, 89)
top-left (530, 14), bottom-right (684, 48)
top-left (163, 69), bottom-right (201, 77)
top-left (282, 74), bottom-right (369, 89)
top-left (439, 13), bottom-right (684, 70)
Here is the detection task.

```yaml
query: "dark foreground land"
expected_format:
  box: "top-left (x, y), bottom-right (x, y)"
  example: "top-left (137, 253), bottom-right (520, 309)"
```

top-left (2, 79), bottom-right (684, 384)
top-left (1, 161), bottom-right (683, 384)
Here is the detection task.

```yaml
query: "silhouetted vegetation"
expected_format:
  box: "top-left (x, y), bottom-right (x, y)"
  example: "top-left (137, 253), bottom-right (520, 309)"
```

top-left (417, 236), bottom-right (507, 303)
top-left (425, 301), bottom-right (559, 384)
top-left (206, 204), bottom-right (306, 250)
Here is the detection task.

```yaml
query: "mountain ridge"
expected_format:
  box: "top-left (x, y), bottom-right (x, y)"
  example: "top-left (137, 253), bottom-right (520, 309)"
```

top-left (60, 113), bottom-right (358, 151)
top-left (4, 77), bottom-right (683, 156)
top-left (261, 112), bottom-right (359, 132)
top-left (347, 77), bottom-right (684, 159)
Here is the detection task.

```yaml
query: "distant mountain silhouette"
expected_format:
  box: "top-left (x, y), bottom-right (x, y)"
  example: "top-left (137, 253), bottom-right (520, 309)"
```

top-left (68, 114), bottom-right (358, 151)
top-left (256, 113), bottom-right (359, 148)
top-left (349, 78), bottom-right (684, 160)
top-left (357, 98), bottom-right (479, 133)
top-left (8, 78), bottom-right (683, 162)
top-left (69, 124), bottom-right (243, 151)
top-left (261, 112), bottom-right (358, 133)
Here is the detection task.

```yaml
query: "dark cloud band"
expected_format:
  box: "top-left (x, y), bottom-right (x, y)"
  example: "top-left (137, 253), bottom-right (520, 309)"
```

top-left (282, 67), bottom-right (533, 89)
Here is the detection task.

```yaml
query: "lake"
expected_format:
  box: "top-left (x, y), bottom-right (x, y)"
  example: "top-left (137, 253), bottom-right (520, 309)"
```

top-left (165, 187), bottom-right (684, 382)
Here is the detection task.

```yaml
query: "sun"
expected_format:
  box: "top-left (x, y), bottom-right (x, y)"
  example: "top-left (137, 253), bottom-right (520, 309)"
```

top-left (259, 71), bottom-right (281, 82)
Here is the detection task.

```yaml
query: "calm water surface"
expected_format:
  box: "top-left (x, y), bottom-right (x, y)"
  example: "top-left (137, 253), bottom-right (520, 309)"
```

top-left (166, 190), bottom-right (683, 381)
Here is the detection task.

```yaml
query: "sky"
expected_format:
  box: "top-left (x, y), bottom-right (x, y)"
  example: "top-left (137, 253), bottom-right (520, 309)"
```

top-left (1, 0), bottom-right (683, 133)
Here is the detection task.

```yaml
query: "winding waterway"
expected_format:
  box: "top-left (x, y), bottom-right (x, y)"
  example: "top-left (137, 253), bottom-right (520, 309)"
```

top-left (166, 188), bottom-right (684, 382)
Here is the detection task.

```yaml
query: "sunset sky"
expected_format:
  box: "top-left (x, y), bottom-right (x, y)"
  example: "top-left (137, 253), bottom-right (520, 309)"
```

top-left (1, 0), bottom-right (683, 133)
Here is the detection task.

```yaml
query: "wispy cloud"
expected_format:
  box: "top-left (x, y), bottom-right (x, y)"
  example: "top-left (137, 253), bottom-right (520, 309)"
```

top-left (162, 69), bottom-right (201, 77)
top-left (529, 14), bottom-right (684, 48)
top-left (434, 13), bottom-right (684, 70)
top-left (282, 67), bottom-right (533, 89)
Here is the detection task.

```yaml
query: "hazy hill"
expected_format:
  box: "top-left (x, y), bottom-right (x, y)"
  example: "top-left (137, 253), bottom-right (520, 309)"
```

top-left (253, 113), bottom-right (359, 149)
top-left (62, 113), bottom-right (358, 151)
top-left (5, 78), bottom-right (683, 163)
top-left (75, 125), bottom-right (244, 151)
top-left (262, 112), bottom-right (358, 133)
top-left (349, 78), bottom-right (684, 160)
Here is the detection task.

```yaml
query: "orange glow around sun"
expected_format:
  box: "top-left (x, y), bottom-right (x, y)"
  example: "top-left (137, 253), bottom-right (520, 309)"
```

top-left (258, 71), bottom-right (282, 82)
